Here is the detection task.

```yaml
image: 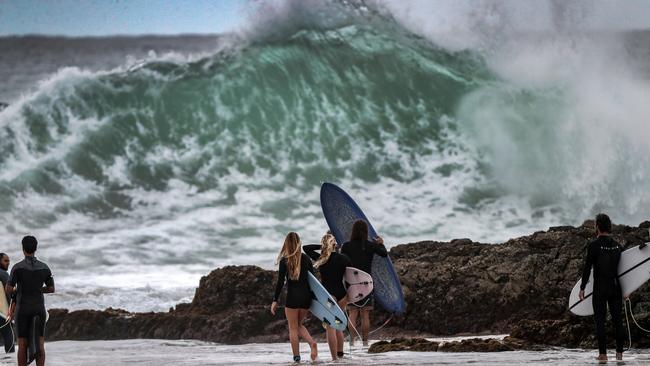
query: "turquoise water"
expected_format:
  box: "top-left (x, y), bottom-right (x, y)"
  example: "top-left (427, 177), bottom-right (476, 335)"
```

top-left (0, 2), bottom-right (649, 311)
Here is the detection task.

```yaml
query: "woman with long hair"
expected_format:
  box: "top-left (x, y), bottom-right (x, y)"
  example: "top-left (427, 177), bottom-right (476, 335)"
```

top-left (271, 232), bottom-right (318, 363)
top-left (303, 232), bottom-right (351, 360)
top-left (341, 220), bottom-right (387, 346)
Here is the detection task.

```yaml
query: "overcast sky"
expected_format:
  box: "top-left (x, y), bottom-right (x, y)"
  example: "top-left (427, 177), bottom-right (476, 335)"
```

top-left (0, 0), bottom-right (244, 36)
top-left (1, 0), bottom-right (650, 37)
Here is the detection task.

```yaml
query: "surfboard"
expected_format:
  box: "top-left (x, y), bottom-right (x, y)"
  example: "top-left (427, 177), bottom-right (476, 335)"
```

top-left (568, 243), bottom-right (650, 316)
top-left (320, 182), bottom-right (406, 315)
top-left (308, 272), bottom-right (348, 331)
top-left (0, 285), bottom-right (8, 320)
top-left (345, 267), bottom-right (373, 303)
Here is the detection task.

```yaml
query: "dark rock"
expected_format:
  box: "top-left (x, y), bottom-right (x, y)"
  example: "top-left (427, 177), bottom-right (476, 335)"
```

top-left (368, 338), bottom-right (439, 353)
top-left (47, 220), bottom-right (650, 348)
top-left (438, 338), bottom-right (519, 352)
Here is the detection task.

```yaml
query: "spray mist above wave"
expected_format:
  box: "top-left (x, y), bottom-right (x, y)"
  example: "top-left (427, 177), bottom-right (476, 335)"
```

top-left (3, 0), bottom-right (649, 311)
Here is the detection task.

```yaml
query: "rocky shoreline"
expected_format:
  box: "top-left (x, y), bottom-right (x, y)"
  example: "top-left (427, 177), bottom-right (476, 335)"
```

top-left (46, 220), bottom-right (650, 351)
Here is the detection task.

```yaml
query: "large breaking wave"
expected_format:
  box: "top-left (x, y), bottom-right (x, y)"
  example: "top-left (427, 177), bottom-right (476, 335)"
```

top-left (1, 0), bottom-right (648, 311)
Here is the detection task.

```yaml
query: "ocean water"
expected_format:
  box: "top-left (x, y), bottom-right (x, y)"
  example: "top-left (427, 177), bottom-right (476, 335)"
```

top-left (1, 338), bottom-right (647, 365)
top-left (1, 1), bottom-right (650, 312)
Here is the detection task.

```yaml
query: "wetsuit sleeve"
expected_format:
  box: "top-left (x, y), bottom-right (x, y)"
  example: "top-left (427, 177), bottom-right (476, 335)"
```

top-left (44, 268), bottom-right (54, 287)
top-left (303, 245), bottom-right (320, 261)
top-left (580, 241), bottom-right (596, 290)
top-left (341, 242), bottom-right (351, 256)
top-left (273, 260), bottom-right (287, 302)
top-left (307, 255), bottom-right (315, 274)
top-left (341, 253), bottom-right (352, 267)
top-left (371, 241), bottom-right (388, 258)
top-left (7, 266), bottom-right (17, 287)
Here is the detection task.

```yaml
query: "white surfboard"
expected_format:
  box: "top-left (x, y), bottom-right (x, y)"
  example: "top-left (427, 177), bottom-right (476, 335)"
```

top-left (569, 243), bottom-right (650, 316)
top-left (0, 286), bottom-right (7, 320)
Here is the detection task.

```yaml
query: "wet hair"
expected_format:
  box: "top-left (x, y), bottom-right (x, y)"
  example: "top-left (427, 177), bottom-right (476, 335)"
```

top-left (315, 234), bottom-right (337, 268)
top-left (350, 220), bottom-right (369, 243)
top-left (276, 232), bottom-right (302, 280)
top-left (0, 253), bottom-right (6, 260)
top-left (596, 213), bottom-right (612, 233)
top-left (22, 235), bottom-right (38, 254)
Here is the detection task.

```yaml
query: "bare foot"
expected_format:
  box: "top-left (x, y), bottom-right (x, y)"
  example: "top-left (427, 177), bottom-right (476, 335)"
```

top-left (596, 354), bottom-right (608, 363)
top-left (310, 342), bottom-right (318, 361)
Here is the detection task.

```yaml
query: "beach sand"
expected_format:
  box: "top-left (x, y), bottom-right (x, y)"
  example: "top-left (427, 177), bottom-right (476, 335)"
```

top-left (0, 337), bottom-right (646, 365)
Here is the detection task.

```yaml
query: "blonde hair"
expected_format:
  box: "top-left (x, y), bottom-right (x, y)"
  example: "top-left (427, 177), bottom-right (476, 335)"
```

top-left (276, 232), bottom-right (302, 280)
top-left (314, 233), bottom-right (337, 268)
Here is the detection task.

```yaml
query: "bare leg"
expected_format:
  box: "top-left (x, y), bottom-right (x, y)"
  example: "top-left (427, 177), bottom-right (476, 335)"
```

top-left (326, 327), bottom-right (337, 360)
top-left (17, 338), bottom-right (27, 366)
top-left (337, 298), bottom-right (348, 354)
top-left (297, 309), bottom-right (317, 361)
top-left (36, 337), bottom-right (45, 366)
top-left (347, 307), bottom-right (359, 345)
top-left (284, 308), bottom-right (301, 359)
top-left (361, 309), bottom-right (371, 344)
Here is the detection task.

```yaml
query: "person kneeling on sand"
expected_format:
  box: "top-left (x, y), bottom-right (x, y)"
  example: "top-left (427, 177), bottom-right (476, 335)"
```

top-left (6, 236), bottom-right (55, 366)
top-left (270, 232), bottom-right (318, 363)
top-left (579, 214), bottom-right (624, 363)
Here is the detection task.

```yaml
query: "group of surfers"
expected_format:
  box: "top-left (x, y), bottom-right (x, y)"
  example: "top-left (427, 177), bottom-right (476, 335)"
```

top-left (271, 219), bottom-right (385, 363)
top-left (272, 214), bottom-right (633, 363)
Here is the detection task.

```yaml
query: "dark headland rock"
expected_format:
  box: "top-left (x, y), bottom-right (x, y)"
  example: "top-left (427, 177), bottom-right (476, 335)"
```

top-left (47, 221), bottom-right (650, 349)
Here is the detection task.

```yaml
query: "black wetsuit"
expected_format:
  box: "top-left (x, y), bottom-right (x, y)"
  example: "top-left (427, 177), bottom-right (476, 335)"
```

top-left (341, 239), bottom-right (387, 306)
top-left (0, 268), bottom-right (14, 353)
top-left (273, 253), bottom-right (314, 309)
top-left (580, 235), bottom-right (624, 355)
top-left (303, 245), bottom-right (352, 301)
top-left (8, 256), bottom-right (54, 339)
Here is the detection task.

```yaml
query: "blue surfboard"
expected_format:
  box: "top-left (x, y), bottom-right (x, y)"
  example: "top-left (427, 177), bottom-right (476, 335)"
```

top-left (308, 272), bottom-right (348, 331)
top-left (320, 182), bottom-right (406, 315)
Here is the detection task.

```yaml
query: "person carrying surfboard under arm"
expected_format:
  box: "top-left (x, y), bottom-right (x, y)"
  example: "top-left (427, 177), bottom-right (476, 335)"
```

top-left (578, 214), bottom-right (625, 362)
top-left (341, 220), bottom-right (387, 346)
top-left (270, 232), bottom-right (318, 363)
top-left (0, 253), bottom-right (15, 353)
top-left (303, 232), bottom-right (352, 360)
top-left (5, 236), bottom-right (55, 366)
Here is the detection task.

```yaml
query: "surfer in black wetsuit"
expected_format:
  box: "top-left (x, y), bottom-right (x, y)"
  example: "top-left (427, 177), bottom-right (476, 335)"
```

top-left (5, 236), bottom-right (55, 366)
top-left (579, 214), bottom-right (624, 362)
top-left (341, 220), bottom-right (387, 346)
top-left (304, 232), bottom-right (352, 360)
top-left (271, 232), bottom-right (318, 363)
top-left (0, 253), bottom-right (15, 353)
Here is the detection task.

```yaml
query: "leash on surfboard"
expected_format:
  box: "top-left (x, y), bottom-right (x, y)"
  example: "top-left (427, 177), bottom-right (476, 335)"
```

top-left (622, 297), bottom-right (650, 351)
top-left (626, 298), bottom-right (650, 333)
top-left (368, 314), bottom-right (393, 335)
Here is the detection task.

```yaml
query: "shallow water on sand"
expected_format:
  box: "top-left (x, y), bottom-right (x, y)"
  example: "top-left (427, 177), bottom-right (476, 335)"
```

top-left (0, 339), bottom-right (646, 366)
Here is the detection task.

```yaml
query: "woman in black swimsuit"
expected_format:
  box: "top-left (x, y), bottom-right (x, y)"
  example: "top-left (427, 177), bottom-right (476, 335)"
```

top-left (304, 233), bottom-right (351, 360)
top-left (271, 232), bottom-right (318, 363)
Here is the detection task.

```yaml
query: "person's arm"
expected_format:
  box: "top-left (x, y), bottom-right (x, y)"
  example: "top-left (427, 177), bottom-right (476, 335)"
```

top-left (6, 301), bottom-right (15, 321)
top-left (307, 255), bottom-right (315, 274)
top-left (303, 244), bottom-right (320, 261)
top-left (5, 267), bottom-right (16, 296)
top-left (271, 260), bottom-right (287, 315)
top-left (273, 260), bottom-right (286, 302)
top-left (371, 236), bottom-right (388, 257)
top-left (42, 271), bottom-right (55, 294)
top-left (580, 242), bottom-right (596, 291)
